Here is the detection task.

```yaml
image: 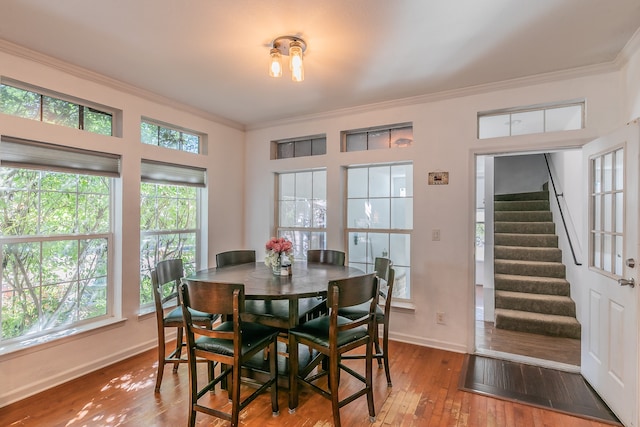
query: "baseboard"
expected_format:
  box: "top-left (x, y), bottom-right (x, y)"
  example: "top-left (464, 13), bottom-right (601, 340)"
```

top-left (389, 331), bottom-right (467, 354)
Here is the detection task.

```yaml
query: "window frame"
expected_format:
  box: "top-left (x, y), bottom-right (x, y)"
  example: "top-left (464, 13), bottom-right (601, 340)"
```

top-left (140, 118), bottom-right (203, 154)
top-left (139, 160), bottom-right (204, 311)
top-left (589, 147), bottom-right (624, 277)
top-left (344, 162), bottom-right (413, 301)
top-left (477, 100), bottom-right (585, 139)
top-left (0, 139), bottom-right (118, 346)
top-left (341, 123), bottom-right (413, 152)
top-left (1, 78), bottom-right (119, 137)
top-left (275, 169), bottom-right (327, 260)
top-left (271, 134), bottom-right (327, 159)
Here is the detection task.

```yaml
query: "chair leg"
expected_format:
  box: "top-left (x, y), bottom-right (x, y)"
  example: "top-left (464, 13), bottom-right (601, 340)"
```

top-left (231, 361), bottom-right (242, 426)
top-left (269, 339), bottom-right (279, 416)
top-left (288, 335), bottom-right (299, 412)
top-left (374, 320), bottom-right (383, 368)
top-left (329, 352), bottom-right (342, 427)
top-left (155, 337), bottom-right (166, 392)
top-left (382, 324), bottom-right (392, 387)
top-left (366, 341), bottom-right (376, 422)
top-left (173, 327), bottom-right (183, 372)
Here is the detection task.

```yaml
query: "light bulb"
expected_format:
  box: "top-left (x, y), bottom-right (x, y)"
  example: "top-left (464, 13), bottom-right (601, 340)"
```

top-left (289, 40), bottom-right (304, 82)
top-left (269, 48), bottom-right (282, 78)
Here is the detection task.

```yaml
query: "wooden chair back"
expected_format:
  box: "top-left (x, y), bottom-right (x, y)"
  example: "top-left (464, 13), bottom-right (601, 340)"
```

top-left (152, 258), bottom-right (184, 318)
top-left (307, 249), bottom-right (345, 266)
top-left (215, 250), bottom-right (256, 268)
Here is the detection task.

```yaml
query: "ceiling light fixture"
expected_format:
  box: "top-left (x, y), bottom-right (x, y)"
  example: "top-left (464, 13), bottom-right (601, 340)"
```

top-left (269, 35), bottom-right (306, 82)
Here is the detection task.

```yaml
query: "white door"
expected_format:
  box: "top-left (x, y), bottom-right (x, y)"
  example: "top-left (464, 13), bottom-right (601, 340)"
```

top-left (582, 121), bottom-right (639, 427)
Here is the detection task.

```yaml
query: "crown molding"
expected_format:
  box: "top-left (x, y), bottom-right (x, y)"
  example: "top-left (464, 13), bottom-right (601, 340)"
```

top-left (0, 39), bottom-right (245, 131)
top-left (248, 61), bottom-right (619, 131)
top-left (617, 26), bottom-right (640, 67)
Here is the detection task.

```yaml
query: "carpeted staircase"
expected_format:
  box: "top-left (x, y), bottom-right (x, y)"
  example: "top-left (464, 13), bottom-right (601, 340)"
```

top-left (494, 189), bottom-right (581, 339)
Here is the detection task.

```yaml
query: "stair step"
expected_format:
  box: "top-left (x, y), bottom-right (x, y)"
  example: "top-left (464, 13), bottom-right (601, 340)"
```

top-left (494, 221), bottom-right (555, 234)
top-left (494, 191), bottom-right (550, 202)
top-left (495, 308), bottom-right (581, 339)
top-left (494, 200), bottom-right (550, 211)
top-left (494, 211), bottom-right (553, 222)
top-left (495, 233), bottom-right (558, 247)
top-left (494, 245), bottom-right (562, 262)
top-left (494, 259), bottom-right (565, 278)
top-left (494, 273), bottom-right (570, 295)
top-left (495, 290), bottom-right (576, 316)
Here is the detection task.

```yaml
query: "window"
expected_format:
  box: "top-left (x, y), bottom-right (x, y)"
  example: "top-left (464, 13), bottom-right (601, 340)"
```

top-left (0, 80), bottom-right (115, 136)
top-left (346, 163), bottom-right (412, 299)
top-left (478, 101), bottom-right (584, 139)
top-left (272, 135), bottom-right (326, 159)
top-left (342, 124), bottom-right (413, 152)
top-left (276, 170), bottom-right (327, 260)
top-left (141, 119), bottom-right (201, 154)
top-left (590, 148), bottom-right (624, 276)
top-left (0, 137), bottom-right (119, 343)
top-left (139, 161), bottom-right (205, 308)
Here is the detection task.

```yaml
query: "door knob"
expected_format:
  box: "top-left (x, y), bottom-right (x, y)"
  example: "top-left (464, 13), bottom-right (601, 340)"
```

top-left (618, 278), bottom-right (635, 288)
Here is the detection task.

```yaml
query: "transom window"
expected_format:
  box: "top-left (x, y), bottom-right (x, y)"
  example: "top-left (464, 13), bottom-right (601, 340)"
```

top-left (0, 137), bottom-right (118, 344)
top-left (141, 119), bottom-right (201, 154)
top-left (590, 147), bottom-right (624, 276)
top-left (272, 135), bottom-right (327, 159)
top-left (0, 79), bottom-right (115, 136)
top-left (342, 123), bottom-right (413, 152)
top-left (478, 101), bottom-right (584, 139)
top-left (346, 163), bottom-right (413, 300)
top-left (276, 170), bottom-right (327, 260)
top-left (139, 161), bottom-right (204, 308)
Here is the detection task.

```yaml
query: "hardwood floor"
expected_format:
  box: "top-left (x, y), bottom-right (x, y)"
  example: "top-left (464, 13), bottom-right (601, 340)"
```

top-left (0, 340), bottom-right (611, 426)
top-left (475, 285), bottom-right (581, 367)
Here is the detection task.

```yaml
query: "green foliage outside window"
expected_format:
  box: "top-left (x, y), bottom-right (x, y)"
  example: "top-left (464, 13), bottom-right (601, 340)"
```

top-left (139, 183), bottom-right (198, 306)
top-left (0, 169), bottom-right (111, 341)
top-left (0, 83), bottom-right (113, 136)
top-left (141, 121), bottom-right (200, 154)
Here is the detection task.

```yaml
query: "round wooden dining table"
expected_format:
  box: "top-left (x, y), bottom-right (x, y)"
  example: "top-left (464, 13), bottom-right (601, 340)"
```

top-left (185, 261), bottom-right (365, 329)
top-left (185, 261), bottom-right (366, 388)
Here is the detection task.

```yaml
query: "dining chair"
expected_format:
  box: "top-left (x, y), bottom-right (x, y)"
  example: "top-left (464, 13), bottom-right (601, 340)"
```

top-left (306, 249), bottom-right (346, 266)
top-left (215, 250), bottom-right (256, 267)
top-left (151, 258), bottom-right (217, 392)
top-left (301, 249), bottom-right (346, 322)
top-left (180, 279), bottom-right (280, 427)
top-left (339, 257), bottom-right (396, 386)
top-left (288, 273), bottom-right (378, 427)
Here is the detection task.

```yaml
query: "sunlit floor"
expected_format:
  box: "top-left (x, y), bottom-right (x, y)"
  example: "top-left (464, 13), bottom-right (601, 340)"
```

top-left (475, 285), bottom-right (581, 367)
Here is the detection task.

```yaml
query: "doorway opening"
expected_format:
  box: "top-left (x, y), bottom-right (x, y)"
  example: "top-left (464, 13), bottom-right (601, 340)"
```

top-left (474, 150), bottom-right (581, 370)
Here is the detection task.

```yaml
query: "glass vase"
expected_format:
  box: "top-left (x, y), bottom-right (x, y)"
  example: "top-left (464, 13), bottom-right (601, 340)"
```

top-left (271, 254), bottom-right (282, 275)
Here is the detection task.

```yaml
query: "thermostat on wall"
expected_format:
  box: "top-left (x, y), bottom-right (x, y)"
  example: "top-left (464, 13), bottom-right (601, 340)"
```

top-left (428, 171), bottom-right (449, 185)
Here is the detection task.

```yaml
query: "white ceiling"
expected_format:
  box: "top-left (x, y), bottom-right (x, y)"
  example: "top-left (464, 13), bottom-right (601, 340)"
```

top-left (1, 0), bottom-right (639, 128)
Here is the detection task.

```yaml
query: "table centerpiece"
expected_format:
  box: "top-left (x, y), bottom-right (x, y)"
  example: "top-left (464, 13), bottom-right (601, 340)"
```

top-left (264, 237), bottom-right (294, 275)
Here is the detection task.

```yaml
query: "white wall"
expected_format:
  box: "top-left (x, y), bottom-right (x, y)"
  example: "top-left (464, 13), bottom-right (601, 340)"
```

top-left (0, 48), bottom-right (245, 406)
top-left (245, 72), bottom-right (623, 353)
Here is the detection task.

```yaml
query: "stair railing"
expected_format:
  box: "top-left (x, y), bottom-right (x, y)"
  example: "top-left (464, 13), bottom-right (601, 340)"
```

top-left (544, 153), bottom-right (582, 266)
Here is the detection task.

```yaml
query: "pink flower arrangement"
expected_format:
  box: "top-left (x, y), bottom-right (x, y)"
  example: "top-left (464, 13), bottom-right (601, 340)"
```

top-left (264, 237), bottom-right (294, 268)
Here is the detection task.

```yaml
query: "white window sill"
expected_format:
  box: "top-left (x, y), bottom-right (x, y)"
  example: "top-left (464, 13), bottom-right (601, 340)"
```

top-left (0, 317), bottom-right (127, 361)
top-left (390, 300), bottom-right (415, 312)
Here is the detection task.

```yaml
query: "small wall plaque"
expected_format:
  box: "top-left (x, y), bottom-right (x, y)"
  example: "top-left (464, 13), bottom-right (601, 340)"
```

top-left (428, 171), bottom-right (449, 185)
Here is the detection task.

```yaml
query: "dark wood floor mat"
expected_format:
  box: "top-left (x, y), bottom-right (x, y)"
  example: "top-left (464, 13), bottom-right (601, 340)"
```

top-left (459, 354), bottom-right (622, 425)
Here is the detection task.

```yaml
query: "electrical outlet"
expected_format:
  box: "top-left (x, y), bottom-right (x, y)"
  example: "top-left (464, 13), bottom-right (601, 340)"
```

top-left (432, 229), bottom-right (441, 241)
top-left (436, 311), bottom-right (446, 325)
